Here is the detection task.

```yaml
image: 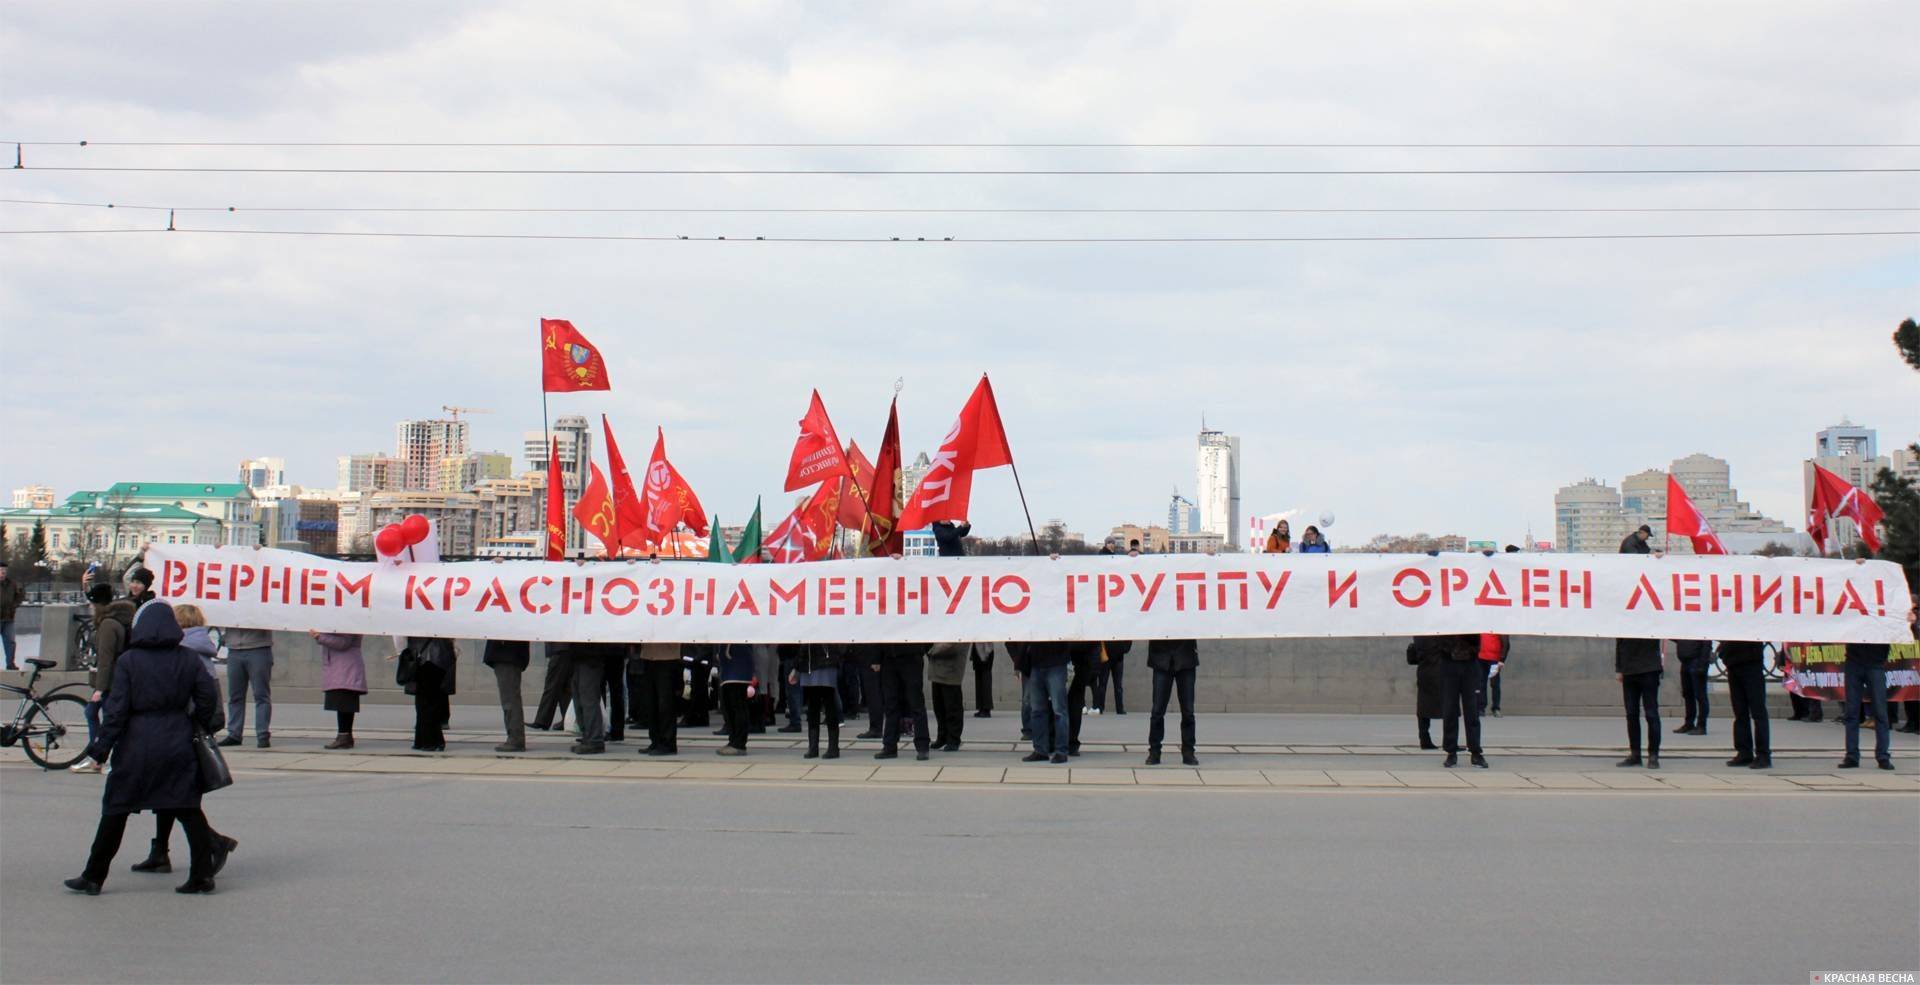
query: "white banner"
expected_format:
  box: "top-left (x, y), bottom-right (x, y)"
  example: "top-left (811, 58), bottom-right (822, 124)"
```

top-left (147, 545), bottom-right (1914, 645)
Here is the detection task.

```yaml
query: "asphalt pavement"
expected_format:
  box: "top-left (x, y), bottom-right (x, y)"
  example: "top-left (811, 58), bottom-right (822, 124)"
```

top-left (3, 758), bottom-right (1916, 984)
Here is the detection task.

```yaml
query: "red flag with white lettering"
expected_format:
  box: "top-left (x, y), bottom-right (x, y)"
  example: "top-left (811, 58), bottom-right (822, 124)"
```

top-left (897, 375), bottom-right (1013, 532)
top-left (783, 390), bottom-right (855, 492)
top-left (642, 428), bottom-right (710, 543)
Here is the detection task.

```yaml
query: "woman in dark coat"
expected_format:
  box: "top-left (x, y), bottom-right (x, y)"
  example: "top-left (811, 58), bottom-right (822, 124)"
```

top-left (1407, 637), bottom-right (1445, 749)
top-left (405, 637), bottom-right (457, 752)
top-left (66, 603), bottom-right (227, 895)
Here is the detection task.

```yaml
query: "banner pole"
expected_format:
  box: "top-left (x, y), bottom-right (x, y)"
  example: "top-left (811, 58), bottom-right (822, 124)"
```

top-left (1008, 459), bottom-right (1043, 556)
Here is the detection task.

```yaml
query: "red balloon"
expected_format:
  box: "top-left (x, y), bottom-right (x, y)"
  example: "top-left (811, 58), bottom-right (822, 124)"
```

top-left (400, 514), bottom-right (431, 545)
top-left (374, 525), bottom-right (407, 557)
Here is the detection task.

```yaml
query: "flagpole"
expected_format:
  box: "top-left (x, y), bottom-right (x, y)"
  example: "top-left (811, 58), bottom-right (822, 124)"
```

top-left (540, 320), bottom-right (554, 558)
top-left (1007, 459), bottom-right (1043, 556)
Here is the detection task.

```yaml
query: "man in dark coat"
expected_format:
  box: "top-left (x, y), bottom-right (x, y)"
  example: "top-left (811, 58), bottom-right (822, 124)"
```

top-left (1615, 637), bottom-right (1664, 768)
top-left (564, 641), bottom-right (625, 755)
top-left (873, 642), bottom-right (931, 760)
top-left (930, 520), bottom-right (971, 557)
top-left (969, 642), bottom-right (995, 718)
top-left (1618, 525), bottom-right (1653, 555)
top-left (1093, 639), bottom-right (1131, 715)
top-left (405, 637), bottom-right (456, 752)
top-left (77, 584), bottom-right (135, 773)
top-left (1673, 639), bottom-right (1712, 735)
top-left (1719, 639), bottom-right (1772, 768)
top-left (68, 603), bottom-right (226, 895)
top-left (1145, 638), bottom-right (1200, 766)
top-left (529, 643), bottom-right (573, 732)
top-left (1014, 640), bottom-right (1071, 763)
top-left (0, 560), bottom-right (25, 670)
top-left (1406, 637), bottom-right (1445, 750)
top-left (1840, 639), bottom-right (1895, 770)
top-left (1065, 640), bottom-right (1101, 756)
top-left (482, 639), bottom-right (531, 752)
top-left (1435, 634), bottom-right (1486, 768)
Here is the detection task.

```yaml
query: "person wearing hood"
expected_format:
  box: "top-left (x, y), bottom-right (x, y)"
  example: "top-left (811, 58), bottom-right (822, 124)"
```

top-left (74, 584), bottom-right (136, 773)
top-left (124, 603), bottom-right (239, 878)
top-left (403, 637), bottom-right (457, 752)
top-left (1297, 526), bottom-right (1331, 553)
top-left (311, 631), bottom-right (368, 750)
top-left (64, 602), bottom-right (229, 896)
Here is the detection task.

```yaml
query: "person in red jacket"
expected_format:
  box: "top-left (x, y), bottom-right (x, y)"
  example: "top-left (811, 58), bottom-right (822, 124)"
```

top-left (1476, 633), bottom-right (1509, 718)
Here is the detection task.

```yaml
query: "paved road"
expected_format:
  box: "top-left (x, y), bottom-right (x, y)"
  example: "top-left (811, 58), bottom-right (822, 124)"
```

top-left (3, 763), bottom-right (1915, 983)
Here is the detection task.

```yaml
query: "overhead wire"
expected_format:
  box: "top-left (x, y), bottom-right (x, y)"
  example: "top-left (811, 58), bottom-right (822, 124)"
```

top-left (14, 165), bottom-right (1916, 175)
top-left (11, 139), bottom-right (1920, 149)
top-left (3, 198), bottom-right (1915, 216)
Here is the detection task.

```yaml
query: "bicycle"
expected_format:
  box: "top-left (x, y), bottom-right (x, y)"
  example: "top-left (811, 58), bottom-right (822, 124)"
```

top-left (1, 659), bottom-right (92, 770)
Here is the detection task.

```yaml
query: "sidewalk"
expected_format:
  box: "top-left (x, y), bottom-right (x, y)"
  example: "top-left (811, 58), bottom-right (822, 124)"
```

top-left (16, 705), bottom-right (1913, 795)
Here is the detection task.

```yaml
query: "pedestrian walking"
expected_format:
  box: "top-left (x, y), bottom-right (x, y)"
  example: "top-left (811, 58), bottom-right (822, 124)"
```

top-left (74, 584), bottom-right (134, 772)
top-left (1673, 639), bottom-right (1712, 735)
top-left (1615, 637), bottom-right (1663, 769)
top-left (1720, 640), bottom-right (1772, 769)
top-left (483, 639), bottom-right (531, 752)
top-left (127, 604), bottom-right (238, 877)
top-left (64, 603), bottom-right (230, 896)
top-left (0, 560), bottom-right (24, 670)
top-left (311, 631), bottom-right (367, 750)
top-left (925, 641), bottom-right (967, 752)
top-left (216, 622), bottom-right (275, 749)
top-left (1144, 637), bottom-right (1200, 766)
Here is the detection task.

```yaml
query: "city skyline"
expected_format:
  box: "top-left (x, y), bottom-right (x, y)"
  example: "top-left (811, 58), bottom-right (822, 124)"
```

top-left (3, 3), bottom-right (1915, 548)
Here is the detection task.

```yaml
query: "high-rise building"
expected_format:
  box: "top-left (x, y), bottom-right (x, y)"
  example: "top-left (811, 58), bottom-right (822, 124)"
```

top-left (901, 451), bottom-right (934, 502)
top-left (437, 451), bottom-right (512, 492)
top-left (1554, 478), bottom-right (1629, 554)
top-left (237, 457), bottom-right (286, 491)
top-left (1168, 489), bottom-right (1199, 535)
top-left (338, 453), bottom-right (404, 493)
top-left (1197, 427), bottom-right (1241, 549)
top-left (1815, 419), bottom-right (1876, 459)
top-left (522, 416), bottom-right (592, 549)
top-left (1806, 421), bottom-right (1900, 552)
top-left (395, 418), bottom-right (470, 491)
top-left (11, 485), bottom-right (55, 509)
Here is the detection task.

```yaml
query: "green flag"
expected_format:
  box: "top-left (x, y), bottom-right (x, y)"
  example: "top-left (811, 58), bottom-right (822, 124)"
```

top-left (706, 516), bottom-right (734, 564)
top-left (731, 497), bottom-right (764, 563)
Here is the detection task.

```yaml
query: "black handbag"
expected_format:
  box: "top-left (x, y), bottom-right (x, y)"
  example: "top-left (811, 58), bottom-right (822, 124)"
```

top-left (395, 648), bottom-right (419, 687)
top-left (191, 728), bottom-right (233, 793)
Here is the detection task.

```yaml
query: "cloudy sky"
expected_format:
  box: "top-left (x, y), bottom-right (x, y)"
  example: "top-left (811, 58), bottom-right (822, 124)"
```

top-left (3, 1), bottom-right (1916, 546)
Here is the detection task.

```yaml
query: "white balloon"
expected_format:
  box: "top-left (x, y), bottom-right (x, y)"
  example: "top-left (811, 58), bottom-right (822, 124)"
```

top-left (1318, 511), bottom-right (1336, 528)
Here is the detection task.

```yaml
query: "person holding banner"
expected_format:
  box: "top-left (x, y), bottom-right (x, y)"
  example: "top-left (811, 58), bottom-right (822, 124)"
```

top-left (1435, 634), bottom-right (1487, 768)
top-left (1407, 637), bottom-right (1445, 751)
top-left (1145, 637), bottom-right (1201, 766)
top-left (1719, 640), bottom-right (1772, 769)
top-left (482, 639), bottom-right (531, 753)
top-left (874, 643), bottom-right (932, 761)
top-left (636, 642), bottom-right (683, 756)
top-left (715, 643), bottom-right (757, 756)
top-left (1839, 638), bottom-right (1895, 770)
top-left (404, 637), bottom-right (457, 753)
top-left (1614, 637), bottom-right (1663, 769)
top-left (1673, 639), bottom-right (1712, 736)
top-left (1015, 642), bottom-right (1070, 765)
top-left (785, 643), bottom-right (843, 759)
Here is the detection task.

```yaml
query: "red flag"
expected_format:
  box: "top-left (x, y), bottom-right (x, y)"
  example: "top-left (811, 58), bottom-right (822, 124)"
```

top-left (838, 441), bottom-right (876, 530)
top-left (1664, 474), bottom-right (1725, 555)
top-left (764, 509), bottom-right (811, 564)
top-left (642, 428), bottom-right (709, 543)
top-left (863, 400), bottom-right (904, 557)
top-left (600, 415), bottom-right (647, 549)
top-left (544, 437), bottom-right (566, 560)
top-left (540, 318), bottom-right (611, 393)
top-left (572, 462), bottom-right (619, 556)
top-left (783, 390), bottom-right (855, 492)
top-left (1811, 464), bottom-right (1886, 553)
top-left (1807, 475), bottom-right (1833, 555)
top-left (898, 375), bottom-right (1013, 531)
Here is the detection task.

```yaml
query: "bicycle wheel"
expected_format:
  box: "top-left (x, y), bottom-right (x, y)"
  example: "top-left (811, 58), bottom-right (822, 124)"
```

top-left (20, 693), bottom-right (89, 770)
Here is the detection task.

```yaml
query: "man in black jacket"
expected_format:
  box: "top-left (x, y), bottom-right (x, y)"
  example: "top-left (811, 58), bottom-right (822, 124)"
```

top-left (1435, 634), bottom-right (1487, 768)
top-left (1615, 638), bottom-right (1663, 768)
top-left (1618, 525), bottom-right (1653, 555)
top-left (1093, 639), bottom-right (1131, 715)
top-left (482, 640), bottom-right (531, 752)
top-left (1719, 640), bottom-right (1771, 768)
top-left (931, 520), bottom-right (971, 557)
top-left (969, 642), bottom-right (995, 718)
top-left (1065, 640), bottom-right (1101, 756)
top-left (1145, 638), bottom-right (1200, 766)
top-left (1840, 640), bottom-right (1895, 770)
top-left (1014, 640), bottom-right (1071, 764)
top-left (1673, 639), bottom-right (1712, 735)
top-left (873, 642), bottom-right (931, 761)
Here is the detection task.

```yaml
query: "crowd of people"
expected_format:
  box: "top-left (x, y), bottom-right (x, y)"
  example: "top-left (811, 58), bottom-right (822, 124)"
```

top-left (49, 534), bottom-right (1915, 896)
